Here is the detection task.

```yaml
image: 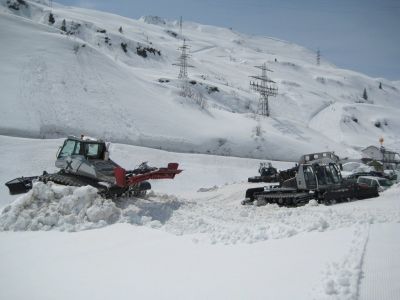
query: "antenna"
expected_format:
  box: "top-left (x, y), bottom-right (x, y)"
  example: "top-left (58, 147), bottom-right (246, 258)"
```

top-left (317, 48), bottom-right (320, 66)
top-left (250, 63), bottom-right (278, 117)
top-left (179, 16), bottom-right (183, 37)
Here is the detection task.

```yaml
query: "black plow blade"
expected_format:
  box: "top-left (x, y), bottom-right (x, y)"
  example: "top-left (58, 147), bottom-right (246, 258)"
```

top-left (5, 176), bottom-right (38, 195)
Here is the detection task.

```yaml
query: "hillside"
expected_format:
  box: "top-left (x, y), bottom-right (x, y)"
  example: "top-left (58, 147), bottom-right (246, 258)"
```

top-left (1, 0), bottom-right (399, 161)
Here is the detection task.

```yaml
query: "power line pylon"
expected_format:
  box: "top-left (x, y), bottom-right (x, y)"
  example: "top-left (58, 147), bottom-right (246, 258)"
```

top-left (250, 63), bottom-right (278, 117)
top-left (173, 39), bottom-right (193, 80)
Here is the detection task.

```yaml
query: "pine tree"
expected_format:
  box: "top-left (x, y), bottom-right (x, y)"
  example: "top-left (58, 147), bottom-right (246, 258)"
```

top-left (61, 19), bottom-right (66, 32)
top-left (48, 13), bottom-right (55, 25)
top-left (362, 88), bottom-right (368, 100)
top-left (118, 26), bottom-right (123, 34)
top-left (379, 82), bottom-right (382, 89)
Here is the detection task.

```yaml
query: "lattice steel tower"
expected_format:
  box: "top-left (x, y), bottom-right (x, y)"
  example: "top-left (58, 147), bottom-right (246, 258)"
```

top-left (250, 63), bottom-right (278, 117)
top-left (173, 39), bottom-right (192, 79)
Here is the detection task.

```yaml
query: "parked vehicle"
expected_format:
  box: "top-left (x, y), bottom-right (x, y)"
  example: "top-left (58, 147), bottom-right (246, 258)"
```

top-left (243, 152), bottom-right (379, 207)
top-left (357, 176), bottom-right (393, 192)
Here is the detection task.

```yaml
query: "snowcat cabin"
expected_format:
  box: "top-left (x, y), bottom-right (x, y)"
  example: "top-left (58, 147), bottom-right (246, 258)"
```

top-left (296, 162), bottom-right (343, 190)
top-left (57, 137), bottom-right (107, 160)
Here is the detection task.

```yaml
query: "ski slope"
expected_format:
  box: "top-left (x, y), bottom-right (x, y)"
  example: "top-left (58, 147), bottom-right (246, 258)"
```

top-left (1, 1), bottom-right (400, 298)
top-left (1, 0), bottom-right (400, 161)
top-left (0, 135), bottom-right (399, 299)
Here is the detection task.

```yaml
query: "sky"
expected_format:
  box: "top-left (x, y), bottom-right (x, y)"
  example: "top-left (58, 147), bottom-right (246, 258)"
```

top-left (57, 0), bottom-right (400, 80)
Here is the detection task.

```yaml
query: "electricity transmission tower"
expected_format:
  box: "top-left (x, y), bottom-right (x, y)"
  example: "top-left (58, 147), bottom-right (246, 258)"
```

top-left (317, 48), bottom-right (321, 66)
top-left (173, 39), bottom-right (193, 79)
top-left (250, 63), bottom-right (278, 117)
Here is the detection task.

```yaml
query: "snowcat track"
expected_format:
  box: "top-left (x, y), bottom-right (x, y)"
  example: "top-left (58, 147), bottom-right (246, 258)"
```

top-left (39, 172), bottom-right (115, 198)
top-left (255, 192), bottom-right (314, 206)
top-left (39, 172), bottom-right (146, 199)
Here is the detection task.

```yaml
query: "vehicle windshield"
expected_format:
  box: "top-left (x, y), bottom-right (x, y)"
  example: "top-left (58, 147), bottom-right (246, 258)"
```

top-left (59, 140), bottom-right (78, 158)
top-left (378, 179), bottom-right (393, 187)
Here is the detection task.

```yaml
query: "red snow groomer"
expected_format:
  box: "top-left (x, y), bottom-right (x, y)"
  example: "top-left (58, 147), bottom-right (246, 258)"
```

top-left (5, 135), bottom-right (182, 198)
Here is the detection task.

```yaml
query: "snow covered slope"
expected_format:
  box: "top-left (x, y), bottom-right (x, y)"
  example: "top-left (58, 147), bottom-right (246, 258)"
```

top-left (1, 0), bottom-right (400, 161)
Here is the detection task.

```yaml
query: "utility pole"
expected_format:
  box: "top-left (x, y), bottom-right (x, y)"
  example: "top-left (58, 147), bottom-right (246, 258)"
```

top-left (250, 63), bottom-right (278, 117)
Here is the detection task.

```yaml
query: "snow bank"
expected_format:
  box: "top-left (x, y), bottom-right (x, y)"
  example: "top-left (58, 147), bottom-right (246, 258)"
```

top-left (0, 182), bottom-right (182, 232)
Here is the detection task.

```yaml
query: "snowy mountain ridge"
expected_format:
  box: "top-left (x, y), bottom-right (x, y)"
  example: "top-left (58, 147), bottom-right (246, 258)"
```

top-left (1, 0), bottom-right (400, 161)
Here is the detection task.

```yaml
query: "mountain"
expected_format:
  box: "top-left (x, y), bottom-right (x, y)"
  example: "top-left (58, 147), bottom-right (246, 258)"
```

top-left (1, 0), bottom-right (399, 161)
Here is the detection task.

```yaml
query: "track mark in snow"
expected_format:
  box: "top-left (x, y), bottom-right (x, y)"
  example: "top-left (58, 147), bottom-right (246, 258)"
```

top-left (319, 225), bottom-right (370, 300)
top-left (191, 45), bottom-right (217, 54)
top-left (161, 184), bottom-right (400, 245)
top-left (359, 224), bottom-right (400, 300)
top-left (272, 119), bottom-right (309, 141)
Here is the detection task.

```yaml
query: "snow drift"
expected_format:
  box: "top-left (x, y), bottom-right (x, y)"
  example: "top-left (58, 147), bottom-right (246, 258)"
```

top-left (0, 182), bottom-right (182, 231)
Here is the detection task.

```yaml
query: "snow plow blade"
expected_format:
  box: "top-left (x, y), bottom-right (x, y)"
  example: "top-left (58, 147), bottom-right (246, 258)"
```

top-left (115, 163), bottom-right (182, 188)
top-left (5, 176), bottom-right (38, 195)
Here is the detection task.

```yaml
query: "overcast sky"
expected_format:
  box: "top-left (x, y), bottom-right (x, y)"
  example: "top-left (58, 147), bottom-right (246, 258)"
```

top-left (58, 0), bottom-right (400, 80)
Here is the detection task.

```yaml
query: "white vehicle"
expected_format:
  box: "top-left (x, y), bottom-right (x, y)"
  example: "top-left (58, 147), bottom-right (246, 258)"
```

top-left (357, 176), bottom-right (393, 192)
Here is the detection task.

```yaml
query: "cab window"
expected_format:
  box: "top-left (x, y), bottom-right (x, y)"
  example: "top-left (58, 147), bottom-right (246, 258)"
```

top-left (328, 165), bottom-right (340, 183)
top-left (303, 166), bottom-right (317, 188)
top-left (84, 143), bottom-right (104, 159)
top-left (324, 166), bottom-right (334, 184)
top-left (73, 142), bottom-right (81, 155)
top-left (378, 179), bottom-right (392, 187)
top-left (59, 140), bottom-right (77, 158)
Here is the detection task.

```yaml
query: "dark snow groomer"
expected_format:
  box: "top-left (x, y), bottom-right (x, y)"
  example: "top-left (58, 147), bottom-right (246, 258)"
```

top-left (6, 135), bottom-right (182, 199)
top-left (243, 152), bottom-right (379, 207)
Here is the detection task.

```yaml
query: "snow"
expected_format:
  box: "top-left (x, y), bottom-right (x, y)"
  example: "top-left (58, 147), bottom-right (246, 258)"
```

top-left (359, 223), bottom-right (400, 300)
top-left (0, 136), bottom-right (400, 299)
top-left (0, 0), bottom-right (399, 161)
top-left (1, 1), bottom-right (400, 298)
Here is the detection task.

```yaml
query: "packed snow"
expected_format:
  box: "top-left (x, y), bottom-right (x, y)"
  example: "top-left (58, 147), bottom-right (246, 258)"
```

top-left (0, 136), bottom-right (399, 299)
top-left (1, 1), bottom-right (400, 299)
